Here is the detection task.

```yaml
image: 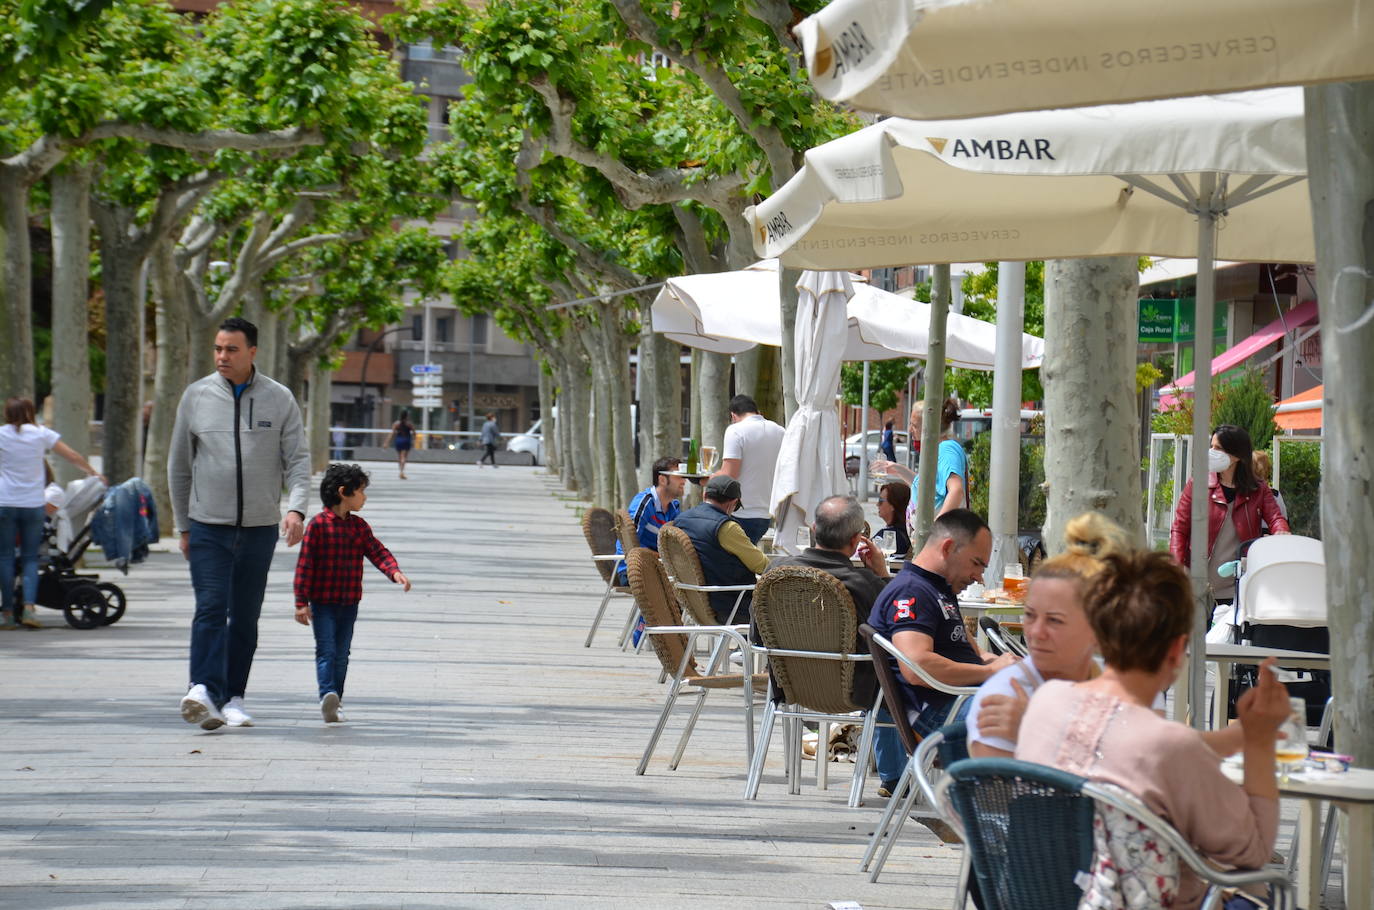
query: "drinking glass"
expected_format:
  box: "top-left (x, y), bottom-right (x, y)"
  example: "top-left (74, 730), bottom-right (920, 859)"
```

top-left (796, 526), bottom-right (812, 550)
top-left (873, 529), bottom-right (897, 558)
top-left (700, 445), bottom-right (718, 471)
top-left (1274, 697), bottom-right (1309, 784)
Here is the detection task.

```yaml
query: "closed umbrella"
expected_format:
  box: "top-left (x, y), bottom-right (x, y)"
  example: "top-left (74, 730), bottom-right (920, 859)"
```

top-left (746, 87), bottom-right (1312, 726)
top-left (793, 0), bottom-right (1373, 120)
top-left (770, 271), bottom-right (851, 555)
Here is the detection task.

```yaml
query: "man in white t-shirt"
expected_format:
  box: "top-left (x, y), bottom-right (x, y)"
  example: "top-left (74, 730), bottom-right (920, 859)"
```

top-left (717, 395), bottom-right (784, 543)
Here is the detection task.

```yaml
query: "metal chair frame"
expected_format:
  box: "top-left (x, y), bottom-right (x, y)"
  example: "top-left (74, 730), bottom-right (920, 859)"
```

top-left (859, 627), bottom-right (977, 882)
top-left (624, 547), bottom-right (762, 774)
top-left (933, 758), bottom-right (1295, 910)
top-left (978, 614), bottom-right (1028, 658)
top-left (742, 651), bottom-right (878, 808)
top-left (581, 507), bottom-right (635, 648)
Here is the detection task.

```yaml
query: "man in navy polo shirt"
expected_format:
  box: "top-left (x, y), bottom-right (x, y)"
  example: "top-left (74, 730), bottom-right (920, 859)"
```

top-left (868, 509), bottom-right (1018, 795)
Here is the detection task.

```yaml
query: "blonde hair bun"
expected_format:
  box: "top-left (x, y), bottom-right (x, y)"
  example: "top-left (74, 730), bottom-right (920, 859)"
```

top-left (1033, 512), bottom-right (1132, 584)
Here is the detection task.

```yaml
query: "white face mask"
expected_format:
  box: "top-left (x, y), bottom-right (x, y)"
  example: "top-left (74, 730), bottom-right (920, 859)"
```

top-left (1207, 448), bottom-right (1232, 473)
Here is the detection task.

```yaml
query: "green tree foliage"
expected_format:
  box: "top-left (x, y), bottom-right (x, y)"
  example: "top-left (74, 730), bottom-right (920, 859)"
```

top-left (949, 262), bottom-right (1045, 405)
top-left (839, 359), bottom-right (913, 413)
top-left (1274, 439), bottom-right (1321, 539)
top-left (391, 0), bottom-right (856, 352)
top-left (966, 429), bottom-right (1047, 531)
top-left (1212, 369), bottom-right (1278, 452)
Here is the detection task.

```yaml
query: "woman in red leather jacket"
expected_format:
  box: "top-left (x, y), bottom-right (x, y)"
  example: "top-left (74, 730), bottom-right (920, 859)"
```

top-left (1169, 424), bottom-right (1289, 603)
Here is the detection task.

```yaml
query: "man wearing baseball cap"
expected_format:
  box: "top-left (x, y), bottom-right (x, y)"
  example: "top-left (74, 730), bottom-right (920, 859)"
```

top-left (670, 474), bottom-right (769, 623)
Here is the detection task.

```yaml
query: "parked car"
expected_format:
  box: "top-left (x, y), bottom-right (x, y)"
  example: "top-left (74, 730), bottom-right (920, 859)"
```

top-left (844, 429), bottom-right (911, 476)
top-left (507, 418), bottom-right (544, 465)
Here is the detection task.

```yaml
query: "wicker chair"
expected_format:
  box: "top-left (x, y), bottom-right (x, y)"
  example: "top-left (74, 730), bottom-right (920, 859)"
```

top-left (624, 547), bottom-right (764, 774)
top-left (743, 565), bottom-right (877, 807)
top-left (580, 507), bottom-right (633, 647)
top-left (611, 509), bottom-right (645, 648)
top-left (935, 758), bottom-right (1294, 910)
top-left (657, 524), bottom-right (754, 627)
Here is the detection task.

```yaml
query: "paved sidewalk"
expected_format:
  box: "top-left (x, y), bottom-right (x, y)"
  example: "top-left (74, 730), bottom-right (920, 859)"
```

top-left (1, 463), bottom-right (965, 909)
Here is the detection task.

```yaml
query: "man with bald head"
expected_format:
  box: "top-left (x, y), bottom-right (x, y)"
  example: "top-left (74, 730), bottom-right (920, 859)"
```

top-left (768, 494), bottom-right (891, 707)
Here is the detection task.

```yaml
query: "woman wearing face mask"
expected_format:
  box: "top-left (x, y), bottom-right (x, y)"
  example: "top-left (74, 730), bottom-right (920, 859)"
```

top-left (1169, 424), bottom-right (1288, 606)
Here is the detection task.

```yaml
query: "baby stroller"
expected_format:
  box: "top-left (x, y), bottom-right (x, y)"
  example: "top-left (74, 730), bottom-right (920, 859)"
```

top-left (28, 476), bottom-right (128, 629)
top-left (1225, 535), bottom-right (1330, 728)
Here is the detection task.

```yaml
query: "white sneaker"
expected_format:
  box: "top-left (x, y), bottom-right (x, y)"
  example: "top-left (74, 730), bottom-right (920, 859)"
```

top-left (222, 697), bottom-right (254, 727)
top-left (321, 692), bottom-right (341, 723)
top-left (180, 685), bottom-right (225, 730)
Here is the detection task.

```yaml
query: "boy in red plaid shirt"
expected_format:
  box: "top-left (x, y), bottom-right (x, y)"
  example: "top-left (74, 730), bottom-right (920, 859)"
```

top-left (293, 463), bottom-right (410, 723)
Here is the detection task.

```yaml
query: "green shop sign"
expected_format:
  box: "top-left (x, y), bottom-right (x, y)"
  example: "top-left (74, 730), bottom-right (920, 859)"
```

top-left (1137, 298), bottom-right (1228, 343)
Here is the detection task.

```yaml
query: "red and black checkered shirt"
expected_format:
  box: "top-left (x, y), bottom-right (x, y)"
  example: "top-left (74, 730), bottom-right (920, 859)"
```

top-left (293, 509), bottom-right (400, 609)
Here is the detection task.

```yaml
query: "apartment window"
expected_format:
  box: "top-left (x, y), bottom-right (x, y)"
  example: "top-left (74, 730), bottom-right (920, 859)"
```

top-left (471, 313), bottom-right (488, 347)
top-left (412, 315), bottom-right (424, 341)
top-left (435, 316), bottom-right (452, 344)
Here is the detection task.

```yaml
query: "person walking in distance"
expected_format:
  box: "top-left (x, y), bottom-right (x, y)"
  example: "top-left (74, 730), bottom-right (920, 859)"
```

top-left (168, 317), bottom-right (312, 730)
top-left (717, 395), bottom-right (784, 543)
top-left (383, 411), bottom-right (414, 480)
top-left (478, 413), bottom-right (500, 468)
top-left (293, 463), bottom-right (411, 724)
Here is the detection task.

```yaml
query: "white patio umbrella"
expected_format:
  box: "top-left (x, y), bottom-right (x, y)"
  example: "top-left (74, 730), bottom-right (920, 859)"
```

top-left (770, 271), bottom-right (852, 555)
top-left (794, 0), bottom-right (1373, 120)
top-left (652, 258), bottom-right (1045, 367)
top-left (745, 87), bottom-right (1312, 726)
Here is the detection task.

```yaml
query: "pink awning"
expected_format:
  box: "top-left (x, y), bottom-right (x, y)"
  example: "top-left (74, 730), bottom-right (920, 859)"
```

top-left (1161, 299), bottom-right (1318, 406)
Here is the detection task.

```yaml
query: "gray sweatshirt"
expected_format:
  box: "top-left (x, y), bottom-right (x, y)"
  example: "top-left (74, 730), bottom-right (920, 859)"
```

top-left (168, 368), bottom-right (312, 532)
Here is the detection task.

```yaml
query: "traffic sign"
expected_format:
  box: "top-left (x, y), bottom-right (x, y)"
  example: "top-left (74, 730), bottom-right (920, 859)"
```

top-left (411, 374), bottom-right (443, 386)
top-left (411, 396), bottom-right (442, 409)
top-left (410, 363), bottom-right (443, 375)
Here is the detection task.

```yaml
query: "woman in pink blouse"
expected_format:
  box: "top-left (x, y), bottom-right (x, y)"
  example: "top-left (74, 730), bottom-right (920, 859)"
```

top-left (1014, 549), bottom-right (1292, 909)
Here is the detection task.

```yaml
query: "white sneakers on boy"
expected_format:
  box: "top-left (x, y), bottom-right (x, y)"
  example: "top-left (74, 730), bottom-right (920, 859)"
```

top-left (320, 692), bottom-right (341, 724)
top-left (222, 697), bottom-right (254, 727)
top-left (180, 684), bottom-right (225, 731)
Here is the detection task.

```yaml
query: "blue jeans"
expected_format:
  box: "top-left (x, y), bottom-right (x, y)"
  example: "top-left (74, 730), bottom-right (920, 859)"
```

top-left (187, 521), bottom-right (279, 706)
top-left (311, 603), bottom-right (359, 700)
top-left (1, 506), bottom-right (46, 613)
top-left (873, 698), bottom-right (969, 783)
top-left (736, 517), bottom-right (770, 543)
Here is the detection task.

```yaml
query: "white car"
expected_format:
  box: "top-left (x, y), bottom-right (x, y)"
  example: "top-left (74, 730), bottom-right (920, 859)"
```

top-left (507, 419), bottom-right (544, 465)
top-left (844, 429), bottom-right (911, 473)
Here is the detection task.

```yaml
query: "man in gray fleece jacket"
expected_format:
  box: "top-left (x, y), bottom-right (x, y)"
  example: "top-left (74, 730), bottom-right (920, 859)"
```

top-left (169, 317), bottom-right (312, 730)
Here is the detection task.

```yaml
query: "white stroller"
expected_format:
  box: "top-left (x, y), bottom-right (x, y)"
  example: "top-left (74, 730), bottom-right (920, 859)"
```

top-left (1227, 535), bottom-right (1330, 727)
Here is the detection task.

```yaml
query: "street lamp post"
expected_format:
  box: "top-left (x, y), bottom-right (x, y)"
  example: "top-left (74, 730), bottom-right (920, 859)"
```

top-left (357, 325), bottom-right (416, 429)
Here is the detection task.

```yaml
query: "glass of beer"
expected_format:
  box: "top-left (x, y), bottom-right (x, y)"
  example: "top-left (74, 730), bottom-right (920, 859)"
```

top-left (700, 445), bottom-right (717, 471)
top-left (1003, 564), bottom-right (1028, 602)
top-left (1274, 697), bottom-right (1309, 784)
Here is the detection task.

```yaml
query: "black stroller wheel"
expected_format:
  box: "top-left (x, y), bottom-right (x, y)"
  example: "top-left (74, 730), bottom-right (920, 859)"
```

top-left (63, 585), bottom-right (108, 630)
top-left (94, 582), bottom-right (127, 625)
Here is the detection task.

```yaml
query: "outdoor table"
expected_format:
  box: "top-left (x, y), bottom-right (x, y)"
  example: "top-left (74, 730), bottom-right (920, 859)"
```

top-left (665, 470), bottom-right (712, 484)
top-left (957, 599), bottom-right (1022, 649)
top-left (1204, 643), bottom-right (1331, 733)
top-left (1220, 761), bottom-right (1374, 909)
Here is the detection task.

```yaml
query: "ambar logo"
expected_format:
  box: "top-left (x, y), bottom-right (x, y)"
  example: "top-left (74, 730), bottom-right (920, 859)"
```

top-left (814, 20), bottom-right (875, 79)
top-left (929, 137), bottom-right (1056, 160)
top-left (759, 211), bottom-right (794, 245)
